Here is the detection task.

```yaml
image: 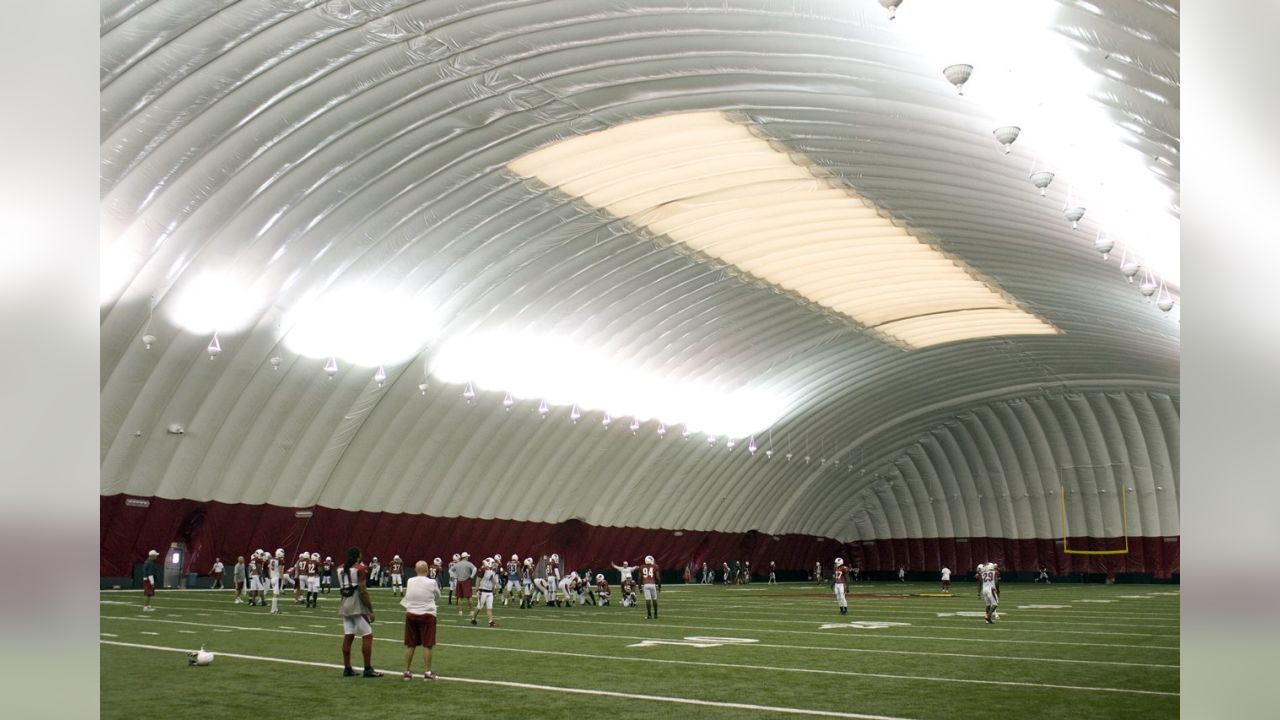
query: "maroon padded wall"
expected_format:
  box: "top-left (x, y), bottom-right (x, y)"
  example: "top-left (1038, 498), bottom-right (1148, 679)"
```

top-left (100, 494), bottom-right (1179, 578)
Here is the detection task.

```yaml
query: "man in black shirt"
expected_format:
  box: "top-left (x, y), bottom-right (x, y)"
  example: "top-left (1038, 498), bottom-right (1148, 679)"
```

top-left (142, 550), bottom-right (159, 612)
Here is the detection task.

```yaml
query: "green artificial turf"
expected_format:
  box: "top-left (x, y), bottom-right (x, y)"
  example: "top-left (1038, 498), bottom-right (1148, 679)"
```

top-left (100, 581), bottom-right (1178, 719)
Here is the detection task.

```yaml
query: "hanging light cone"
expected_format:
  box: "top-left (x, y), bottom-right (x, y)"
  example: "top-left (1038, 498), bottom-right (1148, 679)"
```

top-left (629, 418), bottom-right (640, 433)
top-left (207, 333), bottom-right (222, 359)
top-left (726, 438), bottom-right (736, 450)
top-left (602, 413), bottom-right (612, 428)
top-left (1120, 260), bottom-right (1141, 283)
top-left (681, 428), bottom-right (691, 439)
top-left (502, 392), bottom-right (514, 410)
top-left (141, 334), bottom-right (156, 350)
top-left (374, 365), bottom-right (387, 387)
top-left (1094, 232), bottom-right (1115, 260)
top-left (538, 399), bottom-right (550, 417)
top-left (1139, 276), bottom-right (1158, 300)
top-left (804, 455), bottom-right (811, 464)
top-left (463, 382), bottom-right (476, 402)
top-left (1029, 170), bottom-right (1054, 196)
top-left (418, 382), bottom-right (429, 395)
top-left (657, 423), bottom-right (667, 437)
top-left (993, 126), bottom-right (1020, 154)
top-left (707, 435), bottom-right (717, 445)
top-left (323, 356), bottom-right (338, 379)
top-left (765, 449), bottom-right (774, 458)
top-left (270, 356), bottom-right (282, 370)
top-left (1157, 295), bottom-right (1175, 313)
top-left (785, 452), bottom-right (793, 461)
top-left (569, 404), bottom-right (581, 423)
top-left (748, 437), bottom-right (758, 454)
top-left (1063, 206), bottom-right (1086, 229)
top-left (942, 64), bottom-right (973, 94)
top-left (879, 0), bottom-right (903, 19)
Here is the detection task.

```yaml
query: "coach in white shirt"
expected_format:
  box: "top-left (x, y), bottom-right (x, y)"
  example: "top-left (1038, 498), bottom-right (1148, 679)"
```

top-left (401, 561), bottom-right (440, 680)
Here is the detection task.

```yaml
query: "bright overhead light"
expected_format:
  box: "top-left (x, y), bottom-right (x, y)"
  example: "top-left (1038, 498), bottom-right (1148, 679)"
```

top-left (283, 286), bottom-right (437, 367)
top-left (166, 270), bottom-right (264, 335)
top-left (429, 330), bottom-right (789, 438)
top-left (509, 112), bottom-right (1057, 349)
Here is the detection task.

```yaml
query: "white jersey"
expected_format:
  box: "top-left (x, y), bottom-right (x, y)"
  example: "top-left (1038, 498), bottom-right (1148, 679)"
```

top-left (978, 567), bottom-right (998, 590)
top-left (477, 568), bottom-right (498, 593)
top-left (269, 558), bottom-right (281, 579)
top-left (941, 568), bottom-right (951, 581)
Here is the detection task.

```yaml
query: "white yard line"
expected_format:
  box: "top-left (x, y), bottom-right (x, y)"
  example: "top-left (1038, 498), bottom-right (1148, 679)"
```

top-left (100, 640), bottom-right (915, 719)
top-left (99, 613), bottom-right (1180, 685)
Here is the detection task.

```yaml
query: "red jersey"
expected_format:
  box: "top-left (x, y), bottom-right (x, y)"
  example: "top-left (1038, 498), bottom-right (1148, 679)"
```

top-left (306, 560), bottom-right (318, 576)
top-left (640, 563), bottom-right (659, 586)
top-left (833, 564), bottom-right (848, 585)
top-left (390, 559), bottom-right (403, 574)
top-left (596, 578), bottom-right (610, 593)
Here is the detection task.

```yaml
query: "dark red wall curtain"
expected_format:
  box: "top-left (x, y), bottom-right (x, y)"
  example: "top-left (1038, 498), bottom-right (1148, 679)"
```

top-left (100, 495), bottom-right (1179, 578)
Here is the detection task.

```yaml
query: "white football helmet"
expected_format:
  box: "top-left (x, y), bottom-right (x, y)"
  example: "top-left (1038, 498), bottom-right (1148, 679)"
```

top-left (644, 555), bottom-right (655, 564)
top-left (835, 557), bottom-right (844, 565)
top-left (275, 548), bottom-right (284, 558)
top-left (595, 574), bottom-right (604, 582)
top-left (393, 555), bottom-right (401, 561)
top-left (510, 554), bottom-right (518, 561)
top-left (550, 553), bottom-right (559, 563)
top-left (324, 556), bottom-right (332, 562)
top-left (371, 556), bottom-right (378, 563)
top-left (523, 558), bottom-right (533, 567)
top-left (187, 647), bottom-right (214, 666)
top-left (452, 553), bottom-right (460, 561)
top-left (483, 558), bottom-right (493, 569)
top-left (433, 557), bottom-right (442, 565)
top-left (310, 552), bottom-right (320, 561)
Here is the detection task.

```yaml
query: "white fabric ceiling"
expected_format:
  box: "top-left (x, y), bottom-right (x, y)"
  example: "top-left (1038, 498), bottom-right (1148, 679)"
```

top-left (100, 0), bottom-right (1179, 541)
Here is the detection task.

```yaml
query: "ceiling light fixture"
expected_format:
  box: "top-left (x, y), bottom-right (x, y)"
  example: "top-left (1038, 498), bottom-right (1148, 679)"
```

top-left (993, 125), bottom-right (1021, 154)
top-left (943, 63), bottom-right (973, 94)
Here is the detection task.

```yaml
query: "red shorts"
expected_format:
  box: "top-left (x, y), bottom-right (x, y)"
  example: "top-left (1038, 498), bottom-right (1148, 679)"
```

top-left (143, 579), bottom-right (155, 597)
top-left (456, 579), bottom-right (473, 599)
top-left (404, 612), bottom-right (436, 648)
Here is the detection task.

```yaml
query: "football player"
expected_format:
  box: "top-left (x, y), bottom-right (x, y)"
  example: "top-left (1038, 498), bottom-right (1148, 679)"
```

top-left (941, 566), bottom-right (952, 592)
top-left (977, 562), bottom-right (1001, 623)
top-left (469, 558), bottom-right (499, 627)
top-left (814, 561), bottom-right (823, 585)
top-left (306, 552), bottom-right (321, 607)
top-left (247, 550), bottom-right (263, 606)
top-left (832, 557), bottom-right (849, 615)
top-left (294, 552), bottom-right (308, 604)
top-left (620, 575), bottom-right (636, 608)
top-left (269, 548), bottom-right (285, 614)
top-left (595, 573), bottom-right (610, 606)
top-left (446, 553), bottom-right (459, 605)
top-left (368, 556), bottom-right (382, 588)
top-left (389, 555), bottom-right (404, 597)
top-left (767, 560), bottom-right (777, 584)
top-left (640, 555), bottom-right (661, 619)
top-left (503, 554), bottom-right (520, 605)
top-left (520, 558), bottom-right (535, 608)
top-left (321, 556), bottom-right (334, 593)
top-left (544, 553), bottom-right (561, 607)
top-left (336, 546), bottom-right (381, 677)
